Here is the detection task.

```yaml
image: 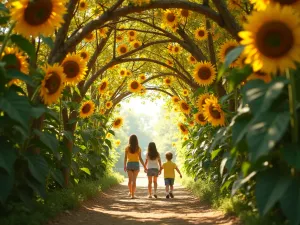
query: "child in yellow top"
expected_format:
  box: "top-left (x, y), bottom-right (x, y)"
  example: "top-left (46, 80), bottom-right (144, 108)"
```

top-left (160, 151), bottom-right (182, 198)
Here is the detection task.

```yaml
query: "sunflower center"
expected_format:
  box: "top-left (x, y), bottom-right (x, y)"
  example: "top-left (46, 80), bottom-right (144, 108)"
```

top-left (45, 72), bottom-right (61, 95)
top-left (120, 46), bottom-right (127, 53)
top-left (80, 2), bottom-right (86, 8)
top-left (198, 30), bottom-right (205, 37)
top-left (181, 9), bottom-right (189, 17)
top-left (198, 113), bottom-right (205, 122)
top-left (131, 81), bottom-right (139, 89)
top-left (256, 21), bottom-right (293, 58)
top-left (114, 119), bottom-right (121, 126)
top-left (2, 54), bottom-right (21, 71)
top-left (209, 105), bottom-right (221, 119)
top-left (100, 82), bottom-right (107, 90)
top-left (201, 97), bottom-right (208, 106)
top-left (225, 46), bottom-right (235, 56)
top-left (63, 61), bottom-right (80, 78)
top-left (120, 71), bottom-right (125, 75)
top-left (134, 43), bottom-right (140, 48)
top-left (190, 56), bottom-right (195, 62)
top-left (24, 0), bottom-right (53, 26)
top-left (82, 104), bottom-right (91, 113)
top-left (180, 125), bottom-right (186, 132)
top-left (167, 13), bottom-right (176, 22)
top-left (197, 67), bottom-right (211, 80)
top-left (86, 33), bottom-right (93, 40)
top-left (181, 102), bottom-right (189, 111)
top-left (273, 0), bottom-right (298, 5)
top-left (80, 52), bottom-right (87, 59)
top-left (107, 103), bottom-right (111, 107)
top-left (129, 31), bottom-right (135, 36)
top-left (255, 71), bottom-right (267, 77)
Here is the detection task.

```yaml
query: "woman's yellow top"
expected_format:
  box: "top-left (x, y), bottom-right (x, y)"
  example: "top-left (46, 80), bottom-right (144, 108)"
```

top-left (125, 146), bottom-right (141, 162)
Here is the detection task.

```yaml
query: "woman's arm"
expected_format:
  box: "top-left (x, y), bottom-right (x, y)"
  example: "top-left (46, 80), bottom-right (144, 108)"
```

top-left (158, 156), bottom-right (162, 174)
top-left (145, 154), bottom-right (148, 168)
top-left (124, 150), bottom-right (127, 172)
top-left (139, 150), bottom-right (146, 170)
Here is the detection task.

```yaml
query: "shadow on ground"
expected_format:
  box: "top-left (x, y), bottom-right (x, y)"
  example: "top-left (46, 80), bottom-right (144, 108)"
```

top-left (48, 175), bottom-right (239, 225)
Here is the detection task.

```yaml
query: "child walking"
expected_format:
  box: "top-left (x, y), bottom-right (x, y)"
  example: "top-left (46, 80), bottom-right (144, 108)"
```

top-left (160, 151), bottom-right (182, 198)
top-left (145, 142), bottom-right (162, 198)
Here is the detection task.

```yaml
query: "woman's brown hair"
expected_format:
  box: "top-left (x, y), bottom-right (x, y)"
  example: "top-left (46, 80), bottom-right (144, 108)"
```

top-left (147, 142), bottom-right (159, 160)
top-left (128, 134), bottom-right (139, 154)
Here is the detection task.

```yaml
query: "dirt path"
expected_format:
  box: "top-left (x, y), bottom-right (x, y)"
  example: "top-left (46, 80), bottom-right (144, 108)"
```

top-left (48, 175), bottom-right (239, 225)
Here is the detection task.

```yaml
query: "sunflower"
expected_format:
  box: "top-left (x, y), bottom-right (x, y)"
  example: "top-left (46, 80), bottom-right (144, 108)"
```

top-left (99, 108), bottom-right (106, 115)
top-left (197, 93), bottom-right (211, 112)
top-left (40, 64), bottom-right (65, 105)
top-left (193, 61), bottom-right (216, 86)
top-left (236, 54), bottom-right (248, 68)
top-left (61, 53), bottom-right (87, 85)
top-left (131, 40), bottom-right (142, 49)
top-left (84, 32), bottom-right (95, 42)
top-left (247, 71), bottom-right (272, 83)
top-left (228, 0), bottom-right (241, 10)
top-left (78, 0), bottom-right (88, 11)
top-left (79, 50), bottom-right (89, 62)
top-left (98, 79), bottom-right (109, 94)
top-left (140, 86), bottom-right (146, 95)
top-left (10, 0), bottom-right (66, 38)
top-left (203, 97), bottom-right (225, 127)
top-left (126, 70), bottom-right (132, 76)
top-left (2, 47), bottom-right (29, 74)
top-left (179, 100), bottom-right (190, 114)
top-left (178, 122), bottom-right (189, 135)
top-left (188, 55), bottom-right (197, 64)
top-left (128, 30), bottom-right (137, 40)
top-left (163, 9), bottom-right (178, 28)
top-left (195, 27), bottom-right (208, 41)
top-left (128, 80), bottom-right (141, 93)
top-left (239, 4), bottom-right (300, 74)
top-left (164, 77), bottom-right (172, 86)
top-left (180, 9), bottom-right (190, 18)
top-left (112, 117), bottom-right (124, 129)
top-left (119, 68), bottom-right (127, 77)
top-left (250, 0), bottom-right (300, 11)
top-left (105, 101), bottom-right (113, 109)
top-left (189, 121), bottom-right (195, 127)
top-left (116, 35), bottom-right (124, 42)
top-left (98, 27), bottom-right (108, 38)
top-left (117, 44), bottom-right (128, 55)
top-left (166, 59), bottom-right (173, 66)
top-left (182, 89), bottom-right (189, 96)
top-left (139, 74), bottom-right (146, 82)
top-left (167, 44), bottom-right (173, 53)
top-left (172, 45), bottom-right (181, 54)
top-left (79, 101), bottom-right (95, 118)
top-left (171, 96), bottom-right (180, 104)
top-left (115, 139), bottom-right (121, 146)
top-left (194, 112), bottom-right (207, 125)
top-left (218, 40), bottom-right (239, 67)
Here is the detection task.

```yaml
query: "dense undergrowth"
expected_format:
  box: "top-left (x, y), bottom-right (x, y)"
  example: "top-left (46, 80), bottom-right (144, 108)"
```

top-left (0, 173), bottom-right (124, 225)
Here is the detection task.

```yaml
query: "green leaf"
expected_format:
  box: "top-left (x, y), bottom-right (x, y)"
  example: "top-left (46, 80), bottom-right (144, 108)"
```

top-left (0, 89), bottom-right (31, 130)
top-left (211, 148), bottom-right (222, 160)
top-left (80, 167), bottom-right (91, 175)
top-left (231, 108), bottom-right (252, 144)
top-left (31, 105), bottom-right (47, 119)
top-left (34, 129), bottom-right (59, 152)
top-left (108, 129), bottom-right (115, 135)
top-left (41, 36), bottom-right (54, 49)
top-left (10, 34), bottom-right (36, 60)
top-left (51, 169), bottom-right (64, 187)
top-left (105, 139), bottom-right (112, 149)
top-left (26, 177), bottom-right (46, 198)
top-left (241, 162), bottom-right (251, 176)
top-left (0, 140), bottom-right (17, 175)
top-left (231, 172), bottom-right (256, 196)
top-left (0, 16), bottom-right (9, 25)
top-left (224, 45), bottom-right (244, 68)
top-left (0, 3), bottom-right (9, 13)
top-left (282, 143), bottom-right (300, 171)
top-left (25, 155), bottom-right (49, 185)
top-left (63, 130), bottom-right (73, 141)
top-left (227, 65), bottom-right (252, 93)
top-left (256, 169), bottom-right (292, 216)
top-left (0, 170), bottom-right (14, 204)
top-left (247, 111), bottom-right (290, 162)
top-left (280, 180), bottom-right (300, 225)
top-left (6, 69), bottom-right (35, 87)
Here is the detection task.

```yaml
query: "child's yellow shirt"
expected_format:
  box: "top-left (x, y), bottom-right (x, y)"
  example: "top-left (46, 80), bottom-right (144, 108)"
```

top-left (126, 147), bottom-right (141, 162)
top-left (162, 161), bottom-right (177, 178)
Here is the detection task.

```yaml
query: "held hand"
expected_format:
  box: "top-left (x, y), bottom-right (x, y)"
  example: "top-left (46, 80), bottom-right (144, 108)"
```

top-left (124, 166), bottom-right (127, 172)
top-left (180, 174), bottom-right (182, 178)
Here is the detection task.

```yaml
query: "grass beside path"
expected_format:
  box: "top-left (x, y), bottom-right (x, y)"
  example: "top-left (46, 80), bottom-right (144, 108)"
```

top-left (181, 176), bottom-right (285, 225)
top-left (1, 173), bottom-right (124, 225)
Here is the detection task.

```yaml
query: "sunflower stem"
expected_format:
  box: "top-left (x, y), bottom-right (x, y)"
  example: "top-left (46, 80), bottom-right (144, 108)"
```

top-left (286, 69), bottom-right (299, 143)
top-left (0, 22), bottom-right (16, 58)
top-left (31, 85), bottom-right (41, 102)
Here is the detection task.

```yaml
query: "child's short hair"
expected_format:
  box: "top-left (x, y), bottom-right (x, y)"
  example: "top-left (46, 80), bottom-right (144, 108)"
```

top-left (165, 151), bottom-right (173, 161)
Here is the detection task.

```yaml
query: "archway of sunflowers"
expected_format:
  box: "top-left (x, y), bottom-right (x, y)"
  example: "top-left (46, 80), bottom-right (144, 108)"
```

top-left (2, 1), bottom-right (300, 224)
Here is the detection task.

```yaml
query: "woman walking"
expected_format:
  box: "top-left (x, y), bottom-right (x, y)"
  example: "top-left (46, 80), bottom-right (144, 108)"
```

top-left (124, 134), bottom-right (147, 199)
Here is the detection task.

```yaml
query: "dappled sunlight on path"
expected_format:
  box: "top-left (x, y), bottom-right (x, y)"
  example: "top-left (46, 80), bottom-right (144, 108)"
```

top-left (48, 175), bottom-right (239, 225)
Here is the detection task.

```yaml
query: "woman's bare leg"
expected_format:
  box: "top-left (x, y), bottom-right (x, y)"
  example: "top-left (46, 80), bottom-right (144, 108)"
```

top-left (132, 170), bottom-right (139, 198)
top-left (127, 170), bottom-right (133, 195)
top-left (153, 176), bottom-right (158, 195)
top-left (148, 176), bottom-right (153, 196)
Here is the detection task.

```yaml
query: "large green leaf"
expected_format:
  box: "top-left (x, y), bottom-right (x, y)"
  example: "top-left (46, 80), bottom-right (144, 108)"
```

top-left (6, 69), bottom-right (35, 87)
top-left (227, 65), bottom-right (252, 93)
top-left (25, 155), bottom-right (49, 185)
top-left (246, 111), bottom-right (290, 162)
top-left (10, 34), bottom-right (36, 60)
top-left (0, 89), bottom-right (31, 130)
top-left (280, 180), bottom-right (300, 225)
top-left (231, 108), bottom-right (252, 144)
top-left (80, 167), bottom-right (91, 175)
top-left (105, 139), bottom-right (112, 149)
top-left (51, 169), bottom-right (64, 187)
top-left (33, 129), bottom-right (59, 152)
top-left (31, 105), bottom-right (47, 119)
top-left (41, 36), bottom-right (54, 49)
top-left (0, 3), bottom-right (9, 13)
top-left (231, 171), bottom-right (256, 196)
top-left (0, 140), bottom-right (17, 175)
top-left (224, 45), bottom-right (245, 68)
top-left (26, 177), bottom-right (46, 198)
top-left (0, 16), bottom-right (9, 25)
top-left (0, 170), bottom-right (14, 204)
top-left (256, 169), bottom-right (292, 216)
top-left (282, 143), bottom-right (300, 171)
